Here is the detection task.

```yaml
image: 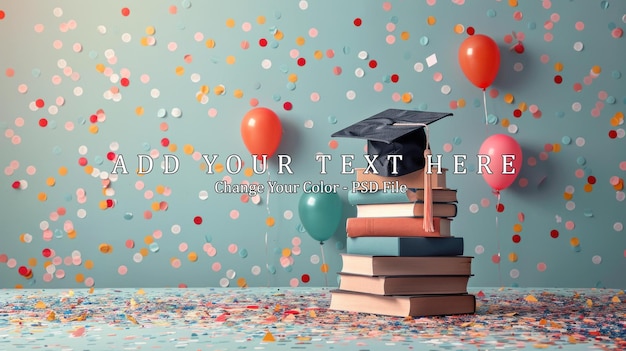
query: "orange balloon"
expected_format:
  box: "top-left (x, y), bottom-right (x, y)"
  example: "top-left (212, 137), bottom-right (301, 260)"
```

top-left (458, 34), bottom-right (500, 90)
top-left (240, 107), bottom-right (282, 159)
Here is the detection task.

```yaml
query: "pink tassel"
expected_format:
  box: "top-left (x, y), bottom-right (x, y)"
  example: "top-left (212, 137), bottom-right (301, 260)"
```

top-left (423, 149), bottom-right (434, 232)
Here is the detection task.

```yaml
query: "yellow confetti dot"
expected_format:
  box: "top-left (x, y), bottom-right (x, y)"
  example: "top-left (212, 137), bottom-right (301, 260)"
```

top-left (214, 85), bottom-right (225, 95)
top-left (257, 16), bottom-right (266, 25)
top-left (400, 31), bottom-right (410, 40)
top-left (554, 62), bottom-right (564, 72)
top-left (553, 143), bottom-right (561, 152)
top-left (288, 73), bottom-right (298, 83)
top-left (168, 143), bottom-right (178, 152)
top-left (145, 26), bottom-right (155, 35)
top-left (99, 243), bottom-right (112, 254)
top-left (135, 106), bottom-right (144, 116)
top-left (524, 295), bottom-right (538, 302)
top-left (611, 295), bottom-right (621, 303)
top-left (501, 118), bottom-right (510, 128)
top-left (513, 223), bottom-right (523, 232)
top-left (274, 29), bottom-right (284, 40)
top-left (563, 192), bottom-right (573, 200)
top-left (457, 98), bottom-right (466, 108)
top-left (67, 229), bottom-right (77, 239)
top-left (46, 177), bottom-right (56, 186)
top-left (518, 102), bottom-right (528, 112)
top-left (58, 166), bottom-right (68, 176)
top-left (151, 202), bottom-right (160, 211)
top-left (262, 331), bottom-right (276, 342)
top-left (583, 183), bottom-right (593, 192)
top-left (591, 65), bottom-right (601, 74)
top-left (200, 85), bottom-right (210, 94)
top-left (282, 248), bottom-right (291, 257)
top-left (28, 257), bottom-right (37, 267)
top-left (35, 301), bottom-right (47, 309)
top-left (453, 23), bottom-right (464, 34)
top-left (144, 235), bottom-right (154, 245)
top-left (75, 273), bottom-right (85, 283)
top-left (226, 55), bottom-right (236, 65)
top-left (320, 263), bottom-right (329, 273)
top-left (570, 237), bottom-right (580, 246)
top-left (508, 0), bottom-right (518, 6)
top-left (586, 298), bottom-right (593, 307)
top-left (266, 216), bottom-right (275, 227)
top-left (139, 247), bottom-right (149, 257)
top-left (89, 125), bottom-right (99, 134)
top-left (37, 192), bottom-right (47, 202)
top-left (237, 277), bottom-right (247, 287)
top-left (47, 311), bottom-right (56, 321)
top-left (244, 168), bottom-right (254, 177)
top-left (175, 66), bottom-right (185, 76)
top-left (233, 89), bottom-right (244, 99)
top-left (313, 50), bottom-right (323, 60)
top-left (140, 37), bottom-right (149, 46)
top-left (187, 251), bottom-right (198, 262)
top-left (98, 200), bottom-right (108, 210)
top-left (183, 144), bottom-right (194, 154)
top-left (613, 178), bottom-right (624, 191)
top-left (154, 184), bottom-right (164, 194)
top-left (205, 39), bottom-right (216, 48)
top-left (504, 93), bottom-right (514, 104)
top-left (225, 18), bottom-right (235, 28)
top-left (401, 92), bottom-right (413, 103)
top-left (508, 252), bottom-right (518, 262)
top-left (215, 163), bottom-right (224, 173)
top-left (95, 63), bottom-right (105, 73)
top-left (295, 36), bottom-right (305, 46)
top-left (84, 165), bottom-right (94, 174)
top-left (85, 260), bottom-right (94, 270)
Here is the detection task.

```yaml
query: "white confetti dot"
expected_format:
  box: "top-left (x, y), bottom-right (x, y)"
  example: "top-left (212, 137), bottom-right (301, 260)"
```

top-left (510, 269), bottom-right (520, 279)
top-left (426, 53), bottom-right (438, 67)
top-left (565, 185), bottom-right (575, 193)
top-left (573, 41), bottom-right (584, 51)
top-left (474, 245), bottom-right (484, 254)
top-left (513, 62), bottom-right (524, 72)
top-left (616, 191), bottom-right (625, 202)
top-left (310, 254), bottom-right (320, 264)
top-left (357, 51), bottom-right (368, 60)
top-left (97, 25), bottom-right (107, 34)
top-left (73, 87), bottom-right (83, 96)
top-left (151, 88), bottom-right (160, 98)
top-left (226, 269), bottom-right (236, 279)
top-left (53, 7), bottom-right (63, 17)
top-left (251, 195), bottom-right (261, 205)
top-left (614, 222), bottom-right (623, 232)
top-left (133, 253), bottom-right (143, 263)
top-left (507, 124), bottom-right (519, 134)
top-left (565, 201), bottom-right (576, 210)
top-left (354, 67), bottom-right (365, 78)
top-left (572, 102), bottom-right (582, 112)
top-left (346, 90), bottom-right (356, 100)
top-left (414, 62), bottom-right (424, 72)
top-left (77, 209), bottom-right (87, 218)
top-left (299, 0), bottom-right (308, 10)
top-left (261, 59), bottom-right (272, 69)
top-left (441, 85), bottom-right (451, 95)
top-left (57, 59), bottom-right (67, 69)
top-left (121, 33), bottom-right (131, 42)
top-left (171, 224), bottom-right (181, 235)
top-left (190, 73), bottom-right (201, 83)
top-left (251, 265), bottom-right (261, 275)
top-left (199, 190), bottom-right (209, 200)
top-left (78, 145), bottom-right (88, 155)
top-left (591, 255), bottom-right (602, 264)
top-left (304, 120), bottom-right (314, 128)
top-left (219, 278), bottom-right (230, 287)
top-left (575, 137), bottom-right (586, 147)
top-left (283, 210), bottom-right (293, 220)
top-left (469, 203), bottom-right (479, 213)
top-left (171, 107), bottom-right (182, 118)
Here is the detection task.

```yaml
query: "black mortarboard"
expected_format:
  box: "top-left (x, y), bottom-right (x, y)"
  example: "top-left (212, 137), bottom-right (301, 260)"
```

top-left (331, 109), bottom-right (452, 177)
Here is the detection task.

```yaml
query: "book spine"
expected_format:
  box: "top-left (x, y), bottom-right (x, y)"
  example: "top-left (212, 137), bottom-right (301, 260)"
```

top-left (354, 169), bottom-right (447, 190)
top-left (355, 202), bottom-right (457, 218)
top-left (346, 217), bottom-right (450, 237)
top-left (347, 190), bottom-right (415, 205)
top-left (346, 237), bottom-right (464, 257)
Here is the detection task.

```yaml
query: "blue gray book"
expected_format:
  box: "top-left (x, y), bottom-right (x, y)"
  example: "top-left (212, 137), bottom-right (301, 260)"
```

top-left (346, 236), bottom-right (464, 257)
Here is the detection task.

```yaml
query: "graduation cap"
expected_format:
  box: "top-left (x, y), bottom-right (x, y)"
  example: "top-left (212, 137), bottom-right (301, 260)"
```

top-left (331, 108), bottom-right (452, 232)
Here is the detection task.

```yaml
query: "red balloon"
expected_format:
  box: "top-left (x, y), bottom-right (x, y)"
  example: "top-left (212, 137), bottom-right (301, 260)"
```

top-left (458, 34), bottom-right (501, 90)
top-left (478, 134), bottom-right (522, 191)
top-left (240, 107), bottom-right (282, 159)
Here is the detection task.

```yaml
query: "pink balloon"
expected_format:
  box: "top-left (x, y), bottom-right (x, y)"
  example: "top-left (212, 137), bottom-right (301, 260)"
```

top-left (478, 134), bottom-right (522, 191)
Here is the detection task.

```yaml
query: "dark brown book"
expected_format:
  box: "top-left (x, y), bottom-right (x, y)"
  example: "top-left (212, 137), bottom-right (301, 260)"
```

top-left (329, 290), bottom-right (476, 317)
top-left (338, 273), bottom-right (470, 295)
top-left (340, 254), bottom-right (473, 276)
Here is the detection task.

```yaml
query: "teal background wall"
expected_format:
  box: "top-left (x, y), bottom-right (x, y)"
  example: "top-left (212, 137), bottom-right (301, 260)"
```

top-left (1, 0), bottom-right (624, 289)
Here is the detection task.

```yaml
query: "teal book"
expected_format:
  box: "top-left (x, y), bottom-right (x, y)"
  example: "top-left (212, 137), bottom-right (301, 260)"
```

top-left (347, 188), bottom-right (458, 205)
top-left (346, 236), bottom-right (464, 257)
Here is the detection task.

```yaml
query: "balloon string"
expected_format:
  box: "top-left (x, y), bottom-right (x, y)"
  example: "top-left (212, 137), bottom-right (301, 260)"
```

top-left (320, 242), bottom-right (328, 287)
top-left (495, 190), bottom-right (502, 288)
top-left (265, 164), bottom-right (272, 287)
top-left (265, 231), bottom-right (270, 287)
top-left (483, 88), bottom-right (489, 125)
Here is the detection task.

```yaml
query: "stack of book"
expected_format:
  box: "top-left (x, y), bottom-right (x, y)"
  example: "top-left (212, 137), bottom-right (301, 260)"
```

top-left (330, 167), bottom-right (476, 317)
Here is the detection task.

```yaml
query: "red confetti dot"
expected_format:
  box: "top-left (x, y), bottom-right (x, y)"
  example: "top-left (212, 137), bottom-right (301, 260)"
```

top-left (550, 229), bottom-right (559, 238)
top-left (353, 18), bottom-right (362, 27)
top-left (35, 98), bottom-right (45, 108)
top-left (0, 10), bottom-right (5, 20)
top-left (608, 130), bottom-right (617, 139)
top-left (466, 27), bottom-right (475, 35)
top-left (120, 78), bottom-right (130, 87)
top-left (12, 181), bottom-right (20, 189)
top-left (513, 43), bottom-right (524, 54)
top-left (121, 7), bottom-right (130, 16)
top-left (42, 248), bottom-right (52, 257)
top-left (554, 75), bottom-right (563, 84)
top-left (259, 38), bottom-right (268, 47)
top-left (513, 109), bottom-right (522, 118)
top-left (106, 152), bottom-right (116, 161)
top-left (38, 118), bottom-right (48, 127)
top-left (301, 274), bottom-right (310, 283)
top-left (512, 234), bottom-right (521, 243)
top-left (496, 203), bottom-right (505, 212)
top-left (89, 114), bottom-right (98, 123)
top-left (106, 199), bottom-right (114, 208)
top-left (368, 60), bottom-right (378, 68)
top-left (297, 57), bottom-right (306, 66)
top-left (78, 157), bottom-right (88, 166)
top-left (390, 74), bottom-right (399, 83)
top-left (193, 216), bottom-right (203, 225)
top-left (283, 101), bottom-right (293, 111)
top-left (18, 266), bottom-right (29, 276)
top-left (587, 175), bottom-right (596, 184)
top-left (161, 138), bottom-right (170, 147)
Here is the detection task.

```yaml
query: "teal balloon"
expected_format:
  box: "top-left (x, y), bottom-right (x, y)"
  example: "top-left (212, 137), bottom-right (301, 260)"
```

top-left (298, 192), bottom-right (343, 242)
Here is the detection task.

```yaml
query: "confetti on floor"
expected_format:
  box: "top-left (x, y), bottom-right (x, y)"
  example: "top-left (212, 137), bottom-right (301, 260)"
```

top-left (0, 287), bottom-right (624, 350)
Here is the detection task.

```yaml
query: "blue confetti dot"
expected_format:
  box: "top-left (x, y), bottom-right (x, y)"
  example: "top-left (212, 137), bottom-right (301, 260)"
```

top-left (572, 245), bottom-right (581, 252)
top-left (149, 242), bottom-right (160, 253)
top-left (52, 146), bottom-right (62, 154)
top-left (284, 265), bottom-right (293, 272)
top-left (418, 103), bottom-right (428, 110)
top-left (89, 50), bottom-right (98, 59)
top-left (253, 82), bottom-right (262, 90)
top-left (600, 1), bottom-right (609, 10)
top-left (274, 11), bottom-right (282, 19)
top-left (205, 235), bottom-right (212, 243)
top-left (527, 21), bottom-right (537, 30)
top-left (487, 9), bottom-right (496, 17)
top-left (473, 98), bottom-right (482, 108)
top-left (583, 167), bottom-right (593, 176)
top-left (382, 75), bottom-right (391, 83)
top-left (296, 224), bottom-right (306, 233)
top-left (452, 136), bottom-right (462, 145)
top-left (606, 96), bottom-right (616, 104)
top-left (64, 194), bottom-right (73, 201)
top-left (286, 82), bottom-right (296, 91)
top-left (390, 16), bottom-right (399, 24)
top-left (272, 94), bottom-right (281, 102)
top-left (123, 213), bottom-right (133, 220)
top-left (142, 142), bottom-right (151, 151)
top-left (327, 115), bottom-right (337, 124)
top-left (487, 114), bottom-right (499, 125)
top-left (419, 36), bottom-right (429, 46)
top-left (583, 209), bottom-right (594, 217)
top-left (267, 264), bottom-right (277, 274)
top-left (182, 0), bottom-right (192, 9)
top-left (269, 40), bottom-right (279, 49)
top-left (555, 111), bottom-right (565, 118)
top-left (335, 241), bottom-right (345, 250)
top-left (576, 156), bottom-right (586, 166)
top-left (561, 136), bottom-right (572, 145)
top-left (612, 70), bottom-right (622, 79)
top-left (238, 248), bottom-right (248, 258)
top-left (343, 46), bottom-right (351, 55)
top-left (608, 22), bottom-right (617, 30)
top-left (93, 156), bottom-right (104, 165)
